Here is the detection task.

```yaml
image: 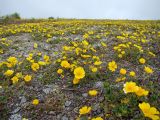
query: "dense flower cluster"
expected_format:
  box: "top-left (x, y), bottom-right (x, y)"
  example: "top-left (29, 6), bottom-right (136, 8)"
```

top-left (0, 19), bottom-right (159, 120)
top-left (123, 81), bottom-right (149, 96)
top-left (139, 102), bottom-right (159, 120)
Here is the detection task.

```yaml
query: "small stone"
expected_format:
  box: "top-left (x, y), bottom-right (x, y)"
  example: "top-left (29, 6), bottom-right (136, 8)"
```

top-left (11, 107), bottom-right (21, 114)
top-left (43, 45), bottom-right (50, 50)
top-left (82, 93), bottom-right (88, 98)
top-left (69, 118), bottom-right (74, 120)
top-left (92, 103), bottom-right (100, 111)
top-left (43, 88), bottom-right (53, 94)
top-left (37, 94), bottom-right (45, 102)
top-left (94, 81), bottom-right (104, 88)
top-left (99, 96), bottom-right (104, 102)
top-left (20, 96), bottom-right (26, 105)
top-left (57, 114), bottom-right (62, 119)
top-left (61, 115), bottom-right (68, 120)
top-left (9, 114), bottom-right (22, 120)
top-left (73, 107), bottom-right (79, 114)
top-left (0, 87), bottom-right (4, 93)
top-left (52, 37), bottom-right (57, 40)
top-left (49, 111), bottom-right (56, 115)
top-left (65, 101), bottom-right (72, 107)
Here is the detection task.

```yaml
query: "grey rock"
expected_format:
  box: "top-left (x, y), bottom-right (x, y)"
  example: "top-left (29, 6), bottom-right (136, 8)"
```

top-left (52, 36), bottom-right (56, 39)
top-left (43, 45), bottom-right (50, 50)
top-left (57, 114), bottom-right (62, 119)
top-left (92, 103), bottom-right (100, 111)
top-left (11, 107), bottom-right (21, 114)
top-left (73, 107), bottom-right (79, 114)
top-left (9, 114), bottom-right (22, 120)
top-left (94, 81), bottom-right (104, 88)
top-left (37, 94), bottom-right (45, 102)
top-left (43, 88), bottom-right (53, 94)
top-left (46, 84), bottom-right (59, 92)
top-left (61, 115), bottom-right (68, 120)
top-left (49, 111), bottom-right (56, 115)
top-left (82, 93), bottom-right (88, 98)
top-left (99, 96), bottom-right (105, 102)
top-left (69, 118), bottom-right (74, 120)
top-left (20, 96), bottom-right (27, 105)
top-left (0, 88), bottom-right (4, 93)
top-left (65, 101), bottom-right (72, 107)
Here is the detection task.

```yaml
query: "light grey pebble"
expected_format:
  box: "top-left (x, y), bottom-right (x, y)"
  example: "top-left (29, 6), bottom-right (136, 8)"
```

top-left (65, 101), bottom-right (72, 107)
top-left (61, 115), bottom-right (68, 120)
top-left (49, 111), bottom-right (56, 115)
top-left (82, 93), bottom-right (88, 98)
top-left (94, 81), bottom-right (104, 88)
top-left (11, 107), bottom-right (21, 114)
top-left (43, 88), bottom-right (53, 94)
top-left (73, 107), bottom-right (79, 114)
top-left (99, 96), bottom-right (105, 102)
top-left (20, 96), bottom-right (27, 105)
top-left (92, 103), bottom-right (100, 111)
top-left (9, 114), bottom-right (22, 120)
top-left (57, 114), bottom-right (62, 119)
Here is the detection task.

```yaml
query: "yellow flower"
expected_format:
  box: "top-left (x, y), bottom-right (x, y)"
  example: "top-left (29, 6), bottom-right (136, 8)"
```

top-left (37, 52), bottom-right (42, 56)
top-left (91, 67), bottom-right (97, 72)
top-left (82, 40), bottom-right (89, 46)
top-left (57, 69), bottom-right (63, 74)
top-left (91, 117), bottom-right (103, 120)
top-left (7, 57), bottom-right (18, 67)
top-left (63, 46), bottom-right (70, 51)
top-left (4, 70), bottom-right (14, 76)
top-left (118, 54), bottom-right (123, 58)
top-left (32, 99), bottom-right (39, 105)
top-left (135, 87), bottom-right (149, 96)
top-left (22, 118), bottom-right (28, 120)
top-left (129, 71), bottom-right (136, 77)
top-left (16, 72), bottom-right (23, 78)
top-left (6, 63), bottom-right (12, 68)
top-left (115, 77), bottom-right (126, 82)
top-left (26, 56), bottom-right (33, 62)
top-left (120, 68), bottom-right (127, 75)
top-left (38, 61), bottom-right (46, 66)
top-left (73, 77), bottom-right (80, 84)
top-left (57, 59), bottom-right (61, 63)
top-left (139, 58), bottom-right (146, 64)
top-left (24, 75), bottom-right (32, 82)
top-left (34, 43), bottom-right (38, 48)
top-left (61, 60), bottom-right (70, 68)
top-left (108, 61), bottom-right (117, 72)
top-left (81, 54), bottom-right (91, 58)
top-left (11, 76), bottom-right (19, 84)
top-left (75, 47), bottom-right (81, 55)
top-left (123, 81), bottom-right (139, 94)
top-left (139, 102), bottom-right (160, 120)
top-left (43, 55), bottom-right (50, 62)
top-left (144, 66), bottom-right (153, 74)
top-left (79, 106), bottom-right (91, 115)
top-left (94, 61), bottom-right (102, 66)
top-left (121, 51), bottom-right (125, 55)
top-left (31, 63), bottom-right (39, 71)
top-left (88, 90), bottom-right (98, 96)
top-left (101, 42), bottom-right (107, 47)
top-left (29, 53), bottom-right (33, 57)
top-left (83, 33), bottom-right (89, 39)
top-left (74, 67), bottom-right (85, 79)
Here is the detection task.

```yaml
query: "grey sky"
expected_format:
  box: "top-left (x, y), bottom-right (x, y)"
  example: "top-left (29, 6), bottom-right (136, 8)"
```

top-left (0, 0), bottom-right (160, 19)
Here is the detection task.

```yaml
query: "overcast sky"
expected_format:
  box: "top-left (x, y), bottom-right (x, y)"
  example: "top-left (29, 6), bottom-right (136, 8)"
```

top-left (0, 0), bottom-right (160, 20)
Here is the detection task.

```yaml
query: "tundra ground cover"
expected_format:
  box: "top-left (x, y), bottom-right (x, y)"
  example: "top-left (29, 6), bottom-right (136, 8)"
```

top-left (0, 19), bottom-right (160, 120)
